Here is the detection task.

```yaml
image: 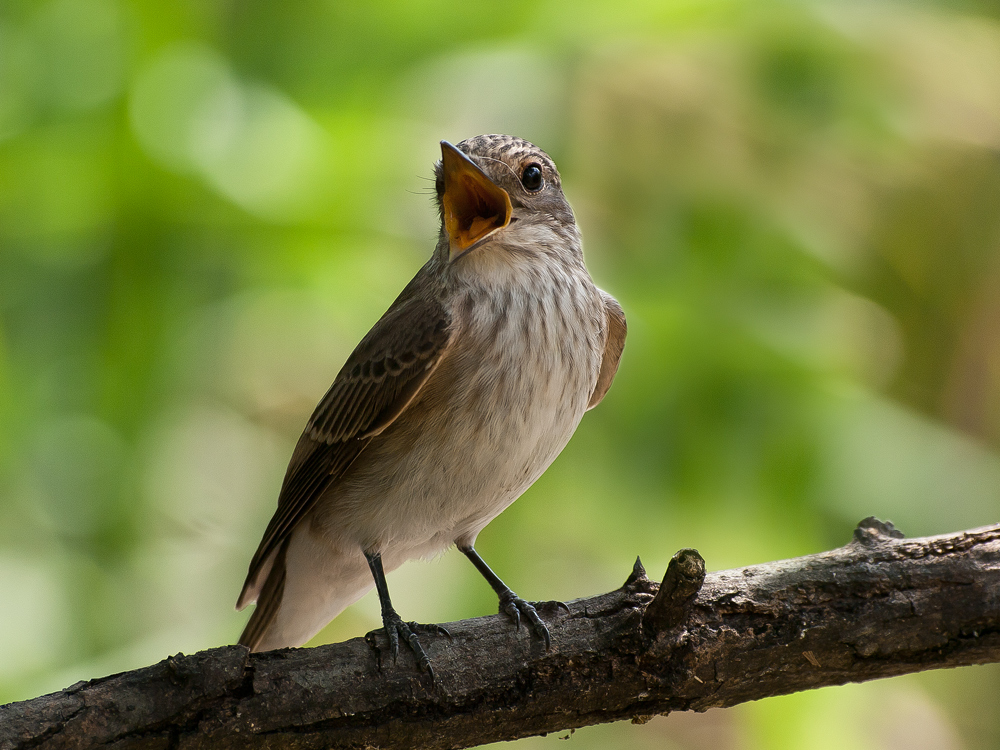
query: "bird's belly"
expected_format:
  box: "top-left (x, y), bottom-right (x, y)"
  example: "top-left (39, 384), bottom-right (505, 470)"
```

top-left (385, 401), bottom-right (580, 556)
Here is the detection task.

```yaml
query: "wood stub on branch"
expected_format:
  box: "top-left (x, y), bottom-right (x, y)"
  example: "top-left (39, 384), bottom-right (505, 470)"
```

top-left (641, 547), bottom-right (706, 633)
top-left (3, 521), bottom-right (1000, 750)
top-left (852, 515), bottom-right (905, 545)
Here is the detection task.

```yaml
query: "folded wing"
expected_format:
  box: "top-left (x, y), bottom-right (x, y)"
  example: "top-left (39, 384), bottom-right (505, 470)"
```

top-left (237, 269), bottom-right (454, 609)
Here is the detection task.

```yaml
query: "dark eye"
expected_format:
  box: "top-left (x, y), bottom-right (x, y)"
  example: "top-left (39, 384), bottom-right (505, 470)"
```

top-left (520, 163), bottom-right (543, 192)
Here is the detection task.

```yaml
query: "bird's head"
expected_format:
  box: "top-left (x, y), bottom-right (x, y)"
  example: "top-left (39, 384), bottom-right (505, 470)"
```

top-left (433, 135), bottom-right (578, 265)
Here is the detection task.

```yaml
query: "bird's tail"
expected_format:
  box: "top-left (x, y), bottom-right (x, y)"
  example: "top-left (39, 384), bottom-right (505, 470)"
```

top-left (236, 528), bottom-right (374, 652)
top-left (238, 538), bottom-right (289, 650)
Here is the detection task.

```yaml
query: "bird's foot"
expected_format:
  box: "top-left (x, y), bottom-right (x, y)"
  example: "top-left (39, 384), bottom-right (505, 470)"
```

top-left (368, 610), bottom-right (450, 678)
top-left (498, 591), bottom-right (555, 649)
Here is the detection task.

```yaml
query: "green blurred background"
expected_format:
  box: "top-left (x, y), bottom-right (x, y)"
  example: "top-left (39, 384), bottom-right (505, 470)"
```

top-left (2, 0), bottom-right (1000, 746)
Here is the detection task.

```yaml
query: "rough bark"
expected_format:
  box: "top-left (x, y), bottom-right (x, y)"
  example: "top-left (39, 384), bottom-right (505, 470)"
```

top-left (3, 518), bottom-right (999, 750)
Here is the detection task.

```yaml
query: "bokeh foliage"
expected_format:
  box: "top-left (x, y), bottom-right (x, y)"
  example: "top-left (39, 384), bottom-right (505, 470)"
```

top-left (2, 0), bottom-right (1000, 747)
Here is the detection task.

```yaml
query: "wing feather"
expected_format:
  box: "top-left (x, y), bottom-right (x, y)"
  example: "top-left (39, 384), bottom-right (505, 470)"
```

top-left (237, 267), bottom-right (453, 608)
top-left (587, 291), bottom-right (627, 410)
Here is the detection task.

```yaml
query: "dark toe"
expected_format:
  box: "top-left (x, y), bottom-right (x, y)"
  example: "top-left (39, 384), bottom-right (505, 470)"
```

top-left (371, 612), bottom-right (447, 677)
top-left (498, 593), bottom-right (552, 649)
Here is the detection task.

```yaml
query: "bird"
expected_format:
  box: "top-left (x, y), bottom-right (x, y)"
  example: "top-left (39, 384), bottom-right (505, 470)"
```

top-left (236, 134), bottom-right (626, 671)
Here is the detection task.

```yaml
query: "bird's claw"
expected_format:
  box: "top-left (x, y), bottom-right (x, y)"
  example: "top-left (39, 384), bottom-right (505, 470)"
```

top-left (408, 621), bottom-right (452, 641)
top-left (498, 592), bottom-right (551, 649)
top-left (371, 612), bottom-right (447, 678)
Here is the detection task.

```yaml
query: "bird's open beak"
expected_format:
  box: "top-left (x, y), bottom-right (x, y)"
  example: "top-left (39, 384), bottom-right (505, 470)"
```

top-left (441, 141), bottom-right (512, 260)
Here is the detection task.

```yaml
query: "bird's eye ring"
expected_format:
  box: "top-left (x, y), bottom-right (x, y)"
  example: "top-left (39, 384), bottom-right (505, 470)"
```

top-left (521, 163), bottom-right (544, 192)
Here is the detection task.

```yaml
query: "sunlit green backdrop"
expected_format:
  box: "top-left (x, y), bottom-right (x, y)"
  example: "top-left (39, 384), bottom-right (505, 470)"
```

top-left (2, 0), bottom-right (1000, 747)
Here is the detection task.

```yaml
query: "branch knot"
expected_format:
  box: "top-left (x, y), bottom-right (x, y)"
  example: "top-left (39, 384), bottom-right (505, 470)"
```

top-left (852, 517), bottom-right (905, 547)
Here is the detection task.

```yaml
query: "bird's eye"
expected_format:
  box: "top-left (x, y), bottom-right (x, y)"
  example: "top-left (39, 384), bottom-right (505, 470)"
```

top-left (520, 164), bottom-right (544, 192)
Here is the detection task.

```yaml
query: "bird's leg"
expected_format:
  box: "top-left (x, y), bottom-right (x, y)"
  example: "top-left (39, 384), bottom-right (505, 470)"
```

top-left (364, 550), bottom-right (449, 676)
top-left (459, 544), bottom-right (554, 648)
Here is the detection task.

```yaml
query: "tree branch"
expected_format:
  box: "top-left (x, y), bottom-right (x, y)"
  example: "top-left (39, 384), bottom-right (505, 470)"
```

top-left (3, 518), bottom-right (999, 750)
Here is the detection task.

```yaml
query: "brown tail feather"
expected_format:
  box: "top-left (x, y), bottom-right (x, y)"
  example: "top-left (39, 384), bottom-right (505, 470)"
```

top-left (238, 538), bottom-right (289, 651)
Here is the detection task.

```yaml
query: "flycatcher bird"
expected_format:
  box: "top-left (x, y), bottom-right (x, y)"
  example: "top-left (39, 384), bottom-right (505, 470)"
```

top-left (236, 134), bottom-right (626, 669)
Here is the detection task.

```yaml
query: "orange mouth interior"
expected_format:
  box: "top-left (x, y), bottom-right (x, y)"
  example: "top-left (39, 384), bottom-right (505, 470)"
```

top-left (441, 144), bottom-right (512, 253)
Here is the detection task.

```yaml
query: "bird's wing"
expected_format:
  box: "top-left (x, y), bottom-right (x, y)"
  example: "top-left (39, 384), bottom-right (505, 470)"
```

top-left (237, 270), bottom-right (453, 608)
top-left (588, 291), bottom-right (627, 410)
